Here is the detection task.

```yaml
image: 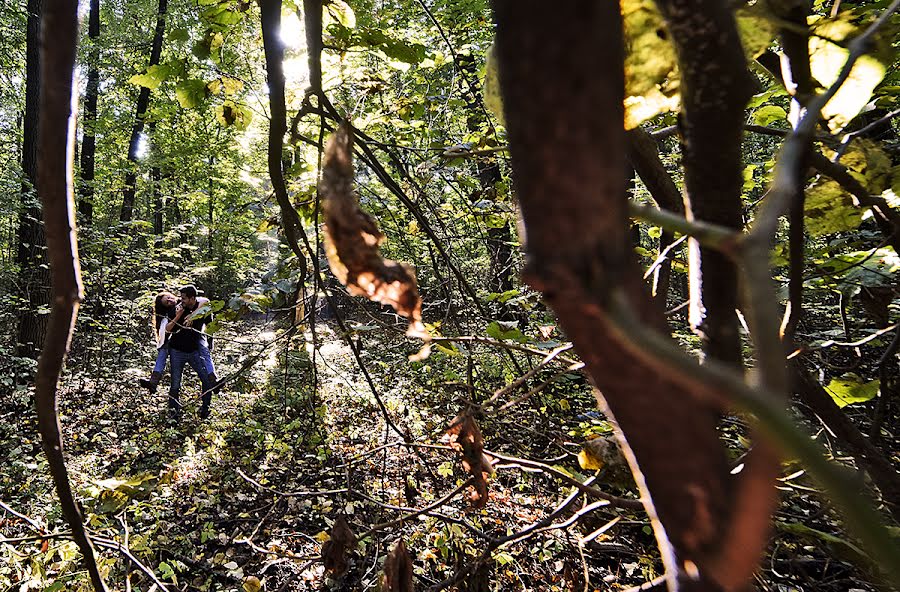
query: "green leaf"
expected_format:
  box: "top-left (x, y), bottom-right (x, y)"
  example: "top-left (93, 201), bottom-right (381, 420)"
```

top-left (735, 3), bottom-right (778, 58)
top-left (325, 0), bottom-right (355, 27)
top-left (202, 3), bottom-right (245, 28)
top-left (752, 105), bottom-right (787, 126)
top-left (622, 0), bottom-right (680, 128)
top-left (168, 27), bottom-right (190, 43)
top-left (804, 180), bottom-right (863, 236)
top-left (216, 101), bottom-right (252, 130)
top-left (809, 15), bottom-right (891, 131)
top-left (486, 321), bottom-right (527, 343)
top-left (175, 79), bottom-right (208, 109)
top-left (128, 64), bottom-right (175, 90)
top-left (158, 561), bottom-right (176, 581)
top-left (824, 373), bottom-right (879, 408)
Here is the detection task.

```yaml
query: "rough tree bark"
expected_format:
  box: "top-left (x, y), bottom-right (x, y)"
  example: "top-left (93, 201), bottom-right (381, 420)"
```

top-left (119, 0), bottom-right (167, 222)
top-left (490, 2), bottom-right (777, 590)
top-left (36, 0), bottom-right (108, 588)
top-left (654, 0), bottom-right (755, 367)
top-left (77, 0), bottom-right (99, 225)
top-left (16, 0), bottom-right (50, 359)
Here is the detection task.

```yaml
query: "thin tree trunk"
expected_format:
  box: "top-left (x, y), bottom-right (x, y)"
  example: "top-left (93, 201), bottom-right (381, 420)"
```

top-left (17, 0), bottom-right (49, 360)
top-left (260, 0), bottom-right (308, 276)
top-left (36, 0), bottom-right (108, 587)
top-left (654, 0), bottom-right (755, 368)
top-left (77, 0), bottom-right (99, 225)
top-left (119, 0), bottom-right (167, 222)
top-left (207, 155), bottom-right (214, 258)
top-left (626, 127), bottom-right (684, 306)
top-left (151, 166), bottom-right (162, 235)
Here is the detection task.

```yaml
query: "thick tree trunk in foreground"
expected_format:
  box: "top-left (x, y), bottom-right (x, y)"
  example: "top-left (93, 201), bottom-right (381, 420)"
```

top-left (17, 0), bottom-right (49, 359)
top-left (77, 0), bottom-right (99, 225)
top-left (491, 2), bottom-right (776, 589)
top-left (654, 0), bottom-right (754, 367)
top-left (37, 0), bottom-right (107, 588)
top-left (120, 0), bottom-right (167, 222)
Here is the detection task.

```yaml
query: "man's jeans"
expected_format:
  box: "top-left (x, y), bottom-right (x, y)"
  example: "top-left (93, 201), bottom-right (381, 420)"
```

top-left (198, 339), bottom-right (216, 377)
top-left (169, 348), bottom-right (214, 416)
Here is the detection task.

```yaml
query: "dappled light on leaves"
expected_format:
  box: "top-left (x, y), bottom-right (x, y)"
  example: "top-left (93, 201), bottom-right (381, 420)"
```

top-left (321, 121), bottom-right (428, 340)
top-left (443, 413), bottom-right (493, 508)
top-left (322, 516), bottom-right (356, 576)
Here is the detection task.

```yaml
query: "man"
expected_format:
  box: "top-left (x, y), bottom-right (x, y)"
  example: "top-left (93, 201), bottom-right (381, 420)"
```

top-left (166, 285), bottom-right (216, 419)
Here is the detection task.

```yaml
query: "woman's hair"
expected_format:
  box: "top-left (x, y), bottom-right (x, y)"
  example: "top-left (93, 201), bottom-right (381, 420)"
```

top-left (153, 291), bottom-right (177, 329)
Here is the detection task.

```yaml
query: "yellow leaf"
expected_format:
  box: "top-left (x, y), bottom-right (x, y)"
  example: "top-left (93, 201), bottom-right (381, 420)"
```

top-left (578, 449), bottom-right (604, 471)
top-left (314, 530), bottom-right (331, 543)
top-left (243, 576), bottom-right (262, 592)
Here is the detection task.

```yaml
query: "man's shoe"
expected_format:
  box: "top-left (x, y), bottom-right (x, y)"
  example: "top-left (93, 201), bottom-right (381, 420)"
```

top-left (198, 405), bottom-right (210, 420)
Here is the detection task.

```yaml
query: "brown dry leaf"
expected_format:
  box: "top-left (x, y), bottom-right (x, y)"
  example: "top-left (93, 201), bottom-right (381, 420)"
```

top-left (381, 539), bottom-right (414, 592)
top-left (321, 121), bottom-right (427, 340)
top-left (444, 413), bottom-right (492, 508)
top-left (322, 516), bottom-right (356, 576)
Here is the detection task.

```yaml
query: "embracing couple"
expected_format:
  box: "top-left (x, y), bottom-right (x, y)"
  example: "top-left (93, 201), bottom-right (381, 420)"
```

top-left (139, 285), bottom-right (221, 420)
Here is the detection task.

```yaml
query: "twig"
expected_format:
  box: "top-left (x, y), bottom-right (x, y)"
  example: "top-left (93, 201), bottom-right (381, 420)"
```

top-left (628, 203), bottom-right (740, 257)
top-left (480, 344), bottom-right (575, 408)
top-left (34, 0), bottom-right (107, 588)
top-left (870, 324), bottom-right (900, 444)
top-left (235, 468), bottom-right (348, 498)
top-left (833, 107), bottom-right (900, 161)
top-left (486, 450), bottom-right (644, 510)
top-left (357, 478), bottom-right (473, 540)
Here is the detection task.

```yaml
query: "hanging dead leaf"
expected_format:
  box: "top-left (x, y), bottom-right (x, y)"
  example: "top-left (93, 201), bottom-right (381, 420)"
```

top-left (444, 413), bottom-right (493, 508)
top-left (381, 539), bottom-right (414, 592)
top-left (321, 121), bottom-right (428, 340)
top-left (322, 516), bottom-right (356, 576)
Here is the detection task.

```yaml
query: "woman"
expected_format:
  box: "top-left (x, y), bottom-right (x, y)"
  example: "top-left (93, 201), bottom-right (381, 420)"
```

top-left (138, 288), bottom-right (221, 395)
top-left (138, 291), bottom-right (178, 393)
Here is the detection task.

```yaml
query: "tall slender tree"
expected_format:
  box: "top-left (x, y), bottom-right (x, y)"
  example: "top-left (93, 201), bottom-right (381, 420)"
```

top-left (77, 0), bottom-right (99, 225)
top-left (16, 0), bottom-right (48, 359)
top-left (119, 0), bottom-right (167, 222)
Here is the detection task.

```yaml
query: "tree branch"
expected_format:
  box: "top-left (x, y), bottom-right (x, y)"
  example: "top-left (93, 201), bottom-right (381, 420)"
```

top-left (36, 0), bottom-right (107, 588)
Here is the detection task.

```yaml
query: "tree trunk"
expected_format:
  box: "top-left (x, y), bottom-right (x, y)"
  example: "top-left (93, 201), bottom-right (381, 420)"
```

top-left (491, 2), bottom-right (777, 589)
top-left (654, 0), bottom-right (755, 368)
top-left (36, 0), bottom-right (108, 587)
top-left (260, 0), bottom-right (308, 275)
top-left (626, 127), bottom-right (684, 305)
top-left (151, 165), bottom-right (163, 235)
top-left (16, 0), bottom-right (49, 360)
top-left (77, 0), bottom-right (99, 225)
top-left (119, 0), bottom-right (167, 222)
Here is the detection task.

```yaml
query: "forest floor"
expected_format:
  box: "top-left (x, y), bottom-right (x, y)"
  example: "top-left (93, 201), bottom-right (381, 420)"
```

top-left (0, 315), bottom-right (892, 591)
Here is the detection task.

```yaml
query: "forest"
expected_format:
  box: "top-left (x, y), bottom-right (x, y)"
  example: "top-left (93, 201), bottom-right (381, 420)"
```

top-left (1, 0), bottom-right (899, 590)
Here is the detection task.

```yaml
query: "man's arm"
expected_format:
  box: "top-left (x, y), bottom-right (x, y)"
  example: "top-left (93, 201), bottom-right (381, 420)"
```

top-left (184, 297), bottom-right (210, 323)
top-left (166, 304), bottom-right (186, 333)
